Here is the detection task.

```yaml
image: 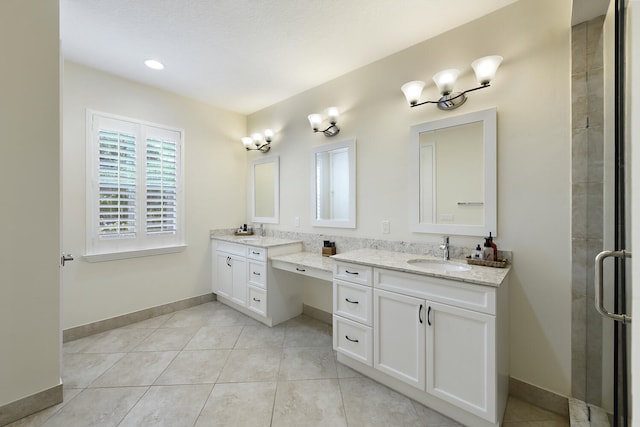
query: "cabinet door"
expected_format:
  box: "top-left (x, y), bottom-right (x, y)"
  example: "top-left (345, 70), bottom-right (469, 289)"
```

top-left (425, 301), bottom-right (496, 422)
top-left (374, 289), bottom-right (425, 390)
top-left (215, 253), bottom-right (234, 298)
top-left (230, 255), bottom-right (247, 306)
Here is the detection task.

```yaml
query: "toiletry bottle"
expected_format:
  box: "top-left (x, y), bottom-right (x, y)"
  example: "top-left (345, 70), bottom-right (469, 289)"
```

top-left (488, 232), bottom-right (498, 261)
top-left (483, 238), bottom-right (494, 260)
top-left (474, 244), bottom-right (482, 259)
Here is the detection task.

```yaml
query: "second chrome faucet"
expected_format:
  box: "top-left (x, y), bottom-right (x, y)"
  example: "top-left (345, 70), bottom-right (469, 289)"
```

top-left (439, 236), bottom-right (450, 260)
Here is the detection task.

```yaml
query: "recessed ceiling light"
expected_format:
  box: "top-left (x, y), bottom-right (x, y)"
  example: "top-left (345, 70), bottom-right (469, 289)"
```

top-left (144, 59), bottom-right (164, 70)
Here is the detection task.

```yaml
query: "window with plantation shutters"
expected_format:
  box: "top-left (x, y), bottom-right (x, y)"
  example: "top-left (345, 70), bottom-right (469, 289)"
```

top-left (86, 111), bottom-right (185, 261)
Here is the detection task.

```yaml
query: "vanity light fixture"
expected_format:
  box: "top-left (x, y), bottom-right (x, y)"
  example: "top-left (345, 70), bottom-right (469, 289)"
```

top-left (241, 129), bottom-right (273, 153)
top-left (307, 107), bottom-right (340, 137)
top-left (401, 55), bottom-right (503, 111)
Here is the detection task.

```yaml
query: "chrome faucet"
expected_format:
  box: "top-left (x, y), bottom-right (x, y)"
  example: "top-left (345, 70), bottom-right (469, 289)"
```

top-left (439, 236), bottom-right (450, 260)
top-left (254, 223), bottom-right (264, 237)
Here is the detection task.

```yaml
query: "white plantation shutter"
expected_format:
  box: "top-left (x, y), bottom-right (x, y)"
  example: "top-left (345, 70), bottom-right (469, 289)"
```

top-left (146, 129), bottom-right (179, 234)
top-left (98, 129), bottom-right (137, 237)
top-left (87, 111), bottom-right (184, 259)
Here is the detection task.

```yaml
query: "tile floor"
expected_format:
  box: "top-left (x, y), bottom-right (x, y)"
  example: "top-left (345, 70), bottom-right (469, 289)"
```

top-left (9, 301), bottom-right (570, 427)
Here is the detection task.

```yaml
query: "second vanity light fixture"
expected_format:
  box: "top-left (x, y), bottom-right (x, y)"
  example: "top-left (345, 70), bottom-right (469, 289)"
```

top-left (241, 129), bottom-right (273, 153)
top-left (307, 107), bottom-right (340, 137)
top-left (401, 55), bottom-right (503, 111)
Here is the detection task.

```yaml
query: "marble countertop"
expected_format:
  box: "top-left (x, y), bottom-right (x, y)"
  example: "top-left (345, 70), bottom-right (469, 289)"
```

top-left (210, 234), bottom-right (302, 248)
top-left (331, 248), bottom-right (510, 287)
top-left (270, 251), bottom-right (334, 272)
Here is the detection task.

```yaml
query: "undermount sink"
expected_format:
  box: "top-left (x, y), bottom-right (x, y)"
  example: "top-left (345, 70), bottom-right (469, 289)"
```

top-left (407, 259), bottom-right (472, 272)
top-left (239, 237), bottom-right (260, 242)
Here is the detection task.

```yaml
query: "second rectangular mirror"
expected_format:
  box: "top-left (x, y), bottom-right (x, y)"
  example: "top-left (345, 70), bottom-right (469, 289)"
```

top-left (311, 139), bottom-right (356, 228)
top-left (251, 156), bottom-right (279, 224)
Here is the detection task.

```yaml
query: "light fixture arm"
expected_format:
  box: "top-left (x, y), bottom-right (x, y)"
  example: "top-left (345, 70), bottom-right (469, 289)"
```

top-left (313, 123), bottom-right (340, 137)
top-left (410, 83), bottom-right (491, 110)
top-left (245, 143), bottom-right (271, 153)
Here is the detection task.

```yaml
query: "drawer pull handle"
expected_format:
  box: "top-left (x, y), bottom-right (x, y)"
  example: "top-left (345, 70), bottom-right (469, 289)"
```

top-left (252, 251), bottom-right (261, 255)
top-left (253, 272), bottom-right (261, 276)
top-left (226, 256), bottom-right (231, 267)
top-left (296, 267), bottom-right (306, 272)
top-left (345, 335), bottom-right (359, 343)
top-left (345, 270), bottom-right (359, 275)
top-left (345, 298), bottom-right (359, 304)
top-left (253, 297), bottom-right (261, 302)
top-left (419, 304), bottom-right (424, 324)
top-left (427, 306), bottom-right (432, 326)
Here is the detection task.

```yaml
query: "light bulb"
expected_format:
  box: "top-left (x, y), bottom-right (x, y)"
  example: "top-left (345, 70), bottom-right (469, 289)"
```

top-left (307, 114), bottom-right (322, 131)
top-left (472, 55), bottom-right (503, 85)
top-left (401, 81), bottom-right (426, 105)
top-left (432, 69), bottom-right (460, 96)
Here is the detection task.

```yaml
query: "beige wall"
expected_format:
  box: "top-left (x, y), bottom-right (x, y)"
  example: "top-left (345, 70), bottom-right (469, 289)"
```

top-left (0, 0), bottom-right (61, 407)
top-left (247, 0), bottom-right (573, 396)
top-left (62, 62), bottom-right (247, 329)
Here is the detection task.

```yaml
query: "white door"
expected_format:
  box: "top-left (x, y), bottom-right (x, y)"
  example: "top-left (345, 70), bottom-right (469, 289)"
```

top-left (230, 255), bottom-right (247, 306)
top-left (215, 253), bottom-right (233, 298)
top-left (373, 289), bottom-right (425, 389)
top-left (425, 301), bottom-right (496, 422)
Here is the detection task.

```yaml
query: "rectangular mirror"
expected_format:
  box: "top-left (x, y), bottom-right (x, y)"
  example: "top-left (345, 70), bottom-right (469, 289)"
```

top-left (251, 156), bottom-right (279, 224)
top-left (409, 108), bottom-right (496, 236)
top-left (311, 139), bottom-right (356, 228)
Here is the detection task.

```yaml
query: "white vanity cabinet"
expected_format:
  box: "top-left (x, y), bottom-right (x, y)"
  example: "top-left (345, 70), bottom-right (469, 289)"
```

top-left (332, 262), bottom-right (373, 366)
top-left (211, 237), bottom-right (302, 327)
top-left (214, 242), bottom-right (247, 305)
top-left (333, 256), bottom-right (509, 427)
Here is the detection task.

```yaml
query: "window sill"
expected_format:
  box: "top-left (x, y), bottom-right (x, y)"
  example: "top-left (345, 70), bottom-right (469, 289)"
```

top-left (84, 244), bottom-right (187, 263)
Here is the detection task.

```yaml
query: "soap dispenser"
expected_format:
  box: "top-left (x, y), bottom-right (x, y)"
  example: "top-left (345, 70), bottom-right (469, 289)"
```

top-left (483, 238), bottom-right (494, 261)
top-left (488, 232), bottom-right (498, 261)
top-left (474, 244), bottom-right (482, 259)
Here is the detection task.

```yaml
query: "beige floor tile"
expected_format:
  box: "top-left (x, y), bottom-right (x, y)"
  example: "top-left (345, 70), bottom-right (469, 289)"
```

top-left (283, 322), bottom-right (332, 348)
top-left (195, 381), bottom-right (277, 427)
top-left (90, 351), bottom-right (178, 387)
top-left (41, 386), bottom-right (147, 427)
top-left (64, 328), bottom-right (154, 354)
top-left (62, 352), bottom-right (126, 388)
top-left (272, 379), bottom-right (347, 427)
top-left (132, 327), bottom-right (199, 351)
top-left (340, 377), bottom-right (422, 427)
top-left (412, 401), bottom-right (463, 426)
top-left (504, 397), bottom-right (569, 423)
top-left (217, 347), bottom-right (282, 383)
top-left (154, 349), bottom-right (231, 385)
top-left (184, 325), bottom-right (244, 350)
top-left (118, 384), bottom-right (213, 427)
top-left (205, 307), bottom-right (262, 327)
top-left (234, 324), bottom-right (285, 349)
top-left (279, 346), bottom-right (337, 381)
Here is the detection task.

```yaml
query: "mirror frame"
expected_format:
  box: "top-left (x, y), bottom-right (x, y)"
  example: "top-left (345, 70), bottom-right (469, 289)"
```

top-left (251, 155), bottom-right (279, 224)
top-left (409, 107), bottom-right (497, 236)
top-left (310, 138), bottom-right (356, 228)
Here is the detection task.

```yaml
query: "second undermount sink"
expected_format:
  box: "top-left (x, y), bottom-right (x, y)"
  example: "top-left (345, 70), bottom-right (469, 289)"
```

top-left (407, 259), bottom-right (472, 272)
top-left (240, 237), bottom-right (260, 242)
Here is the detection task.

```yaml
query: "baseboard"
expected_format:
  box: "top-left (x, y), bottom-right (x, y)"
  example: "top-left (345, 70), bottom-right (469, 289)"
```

top-left (302, 304), bottom-right (332, 325)
top-left (509, 377), bottom-right (569, 417)
top-left (63, 293), bottom-right (216, 342)
top-left (0, 383), bottom-right (62, 426)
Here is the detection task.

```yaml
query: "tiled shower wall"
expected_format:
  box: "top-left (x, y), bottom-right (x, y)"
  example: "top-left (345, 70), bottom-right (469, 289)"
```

top-left (571, 15), bottom-right (605, 405)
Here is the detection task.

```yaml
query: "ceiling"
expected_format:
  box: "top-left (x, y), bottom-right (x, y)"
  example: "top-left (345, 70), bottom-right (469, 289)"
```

top-left (60, 0), bottom-right (607, 116)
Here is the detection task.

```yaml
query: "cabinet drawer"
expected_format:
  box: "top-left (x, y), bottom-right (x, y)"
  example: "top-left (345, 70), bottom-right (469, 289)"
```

top-left (248, 286), bottom-right (267, 316)
top-left (248, 261), bottom-right (266, 288)
top-left (334, 262), bottom-right (372, 286)
top-left (333, 315), bottom-right (372, 366)
top-left (375, 268), bottom-right (496, 315)
top-left (334, 279), bottom-right (372, 326)
top-left (216, 241), bottom-right (245, 256)
top-left (247, 246), bottom-right (266, 261)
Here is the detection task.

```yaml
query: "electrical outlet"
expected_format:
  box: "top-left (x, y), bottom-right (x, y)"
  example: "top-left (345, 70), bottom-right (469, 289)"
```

top-left (294, 216), bottom-right (300, 227)
top-left (382, 220), bottom-right (390, 234)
